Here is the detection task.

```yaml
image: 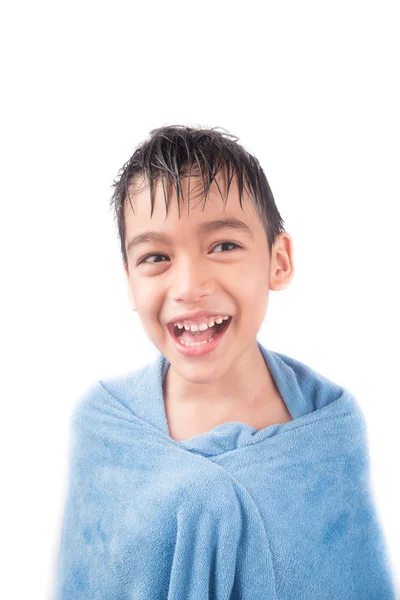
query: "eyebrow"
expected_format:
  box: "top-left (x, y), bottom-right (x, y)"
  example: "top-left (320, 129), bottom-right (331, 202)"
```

top-left (126, 218), bottom-right (254, 254)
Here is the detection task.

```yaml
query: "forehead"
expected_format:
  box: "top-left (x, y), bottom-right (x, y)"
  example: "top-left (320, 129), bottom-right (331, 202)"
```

top-left (124, 171), bottom-right (261, 243)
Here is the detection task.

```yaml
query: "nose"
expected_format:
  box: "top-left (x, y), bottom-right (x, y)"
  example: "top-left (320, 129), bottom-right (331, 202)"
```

top-left (169, 256), bottom-right (215, 303)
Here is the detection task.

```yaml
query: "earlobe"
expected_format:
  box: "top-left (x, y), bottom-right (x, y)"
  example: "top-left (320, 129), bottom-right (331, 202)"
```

top-left (269, 232), bottom-right (295, 291)
top-left (270, 267), bottom-right (295, 291)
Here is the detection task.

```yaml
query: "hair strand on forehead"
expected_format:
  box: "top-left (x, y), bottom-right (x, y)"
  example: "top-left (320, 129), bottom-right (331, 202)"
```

top-left (109, 124), bottom-right (286, 268)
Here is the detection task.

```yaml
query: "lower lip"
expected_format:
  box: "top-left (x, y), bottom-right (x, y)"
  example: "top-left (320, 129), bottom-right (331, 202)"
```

top-left (167, 318), bottom-right (232, 357)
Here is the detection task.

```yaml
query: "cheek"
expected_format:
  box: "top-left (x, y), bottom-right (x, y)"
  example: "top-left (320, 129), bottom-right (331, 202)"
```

top-left (131, 282), bottom-right (161, 323)
top-left (132, 277), bottom-right (159, 304)
top-left (232, 266), bottom-right (269, 319)
top-left (234, 264), bottom-right (269, 298)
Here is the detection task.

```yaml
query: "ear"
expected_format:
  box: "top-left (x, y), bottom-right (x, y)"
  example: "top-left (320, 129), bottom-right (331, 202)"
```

top-left (269, 232), bottom-right (295, 291)
top-left (123, 263), bottom-right (137, 311)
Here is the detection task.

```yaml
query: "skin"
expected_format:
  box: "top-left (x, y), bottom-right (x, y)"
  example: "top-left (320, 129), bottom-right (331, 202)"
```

top-left (123, 170), bottom-right (295, 439)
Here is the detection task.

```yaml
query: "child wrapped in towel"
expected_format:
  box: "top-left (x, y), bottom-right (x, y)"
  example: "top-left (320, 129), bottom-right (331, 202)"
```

top-left (55, 125), bottom-right (398, 599)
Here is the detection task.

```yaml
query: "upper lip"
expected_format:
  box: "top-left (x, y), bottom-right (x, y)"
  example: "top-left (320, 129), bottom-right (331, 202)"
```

top-left (167, 311), bottom-right (231, 326)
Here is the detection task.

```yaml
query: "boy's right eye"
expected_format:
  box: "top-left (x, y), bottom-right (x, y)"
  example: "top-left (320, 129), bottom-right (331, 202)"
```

top-left (137, 254), bottom-right (169, 265)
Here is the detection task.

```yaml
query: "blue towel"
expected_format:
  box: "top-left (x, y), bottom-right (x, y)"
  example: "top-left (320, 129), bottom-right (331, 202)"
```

top-left (55, 340), bottom-right (397, 599)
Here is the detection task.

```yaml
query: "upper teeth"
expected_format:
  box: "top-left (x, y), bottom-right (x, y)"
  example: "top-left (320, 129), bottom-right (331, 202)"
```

top-left (174, 315), bottom-right (230, 331)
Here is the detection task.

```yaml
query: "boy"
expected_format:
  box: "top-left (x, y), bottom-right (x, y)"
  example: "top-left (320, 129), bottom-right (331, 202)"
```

top-left (56, 125), bottom-right (397, 599)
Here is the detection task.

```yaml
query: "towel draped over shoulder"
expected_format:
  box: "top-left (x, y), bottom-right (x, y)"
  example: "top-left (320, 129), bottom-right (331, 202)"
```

top-left (55, 341), bottom-right (397, 599)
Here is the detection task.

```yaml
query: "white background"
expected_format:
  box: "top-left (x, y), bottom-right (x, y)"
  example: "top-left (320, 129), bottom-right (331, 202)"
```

top-left (1, 1), bottom-right (399, 598)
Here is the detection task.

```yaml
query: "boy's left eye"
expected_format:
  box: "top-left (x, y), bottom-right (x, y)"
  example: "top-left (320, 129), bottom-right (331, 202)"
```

top-left (137, 241), bottom-right (242, 265)
top-left (211, 241), bottom-right (242, 253)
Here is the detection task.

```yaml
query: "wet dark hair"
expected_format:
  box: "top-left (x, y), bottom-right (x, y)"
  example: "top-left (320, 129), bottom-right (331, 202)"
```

top-left (109, 124), bottom-right (286, 268)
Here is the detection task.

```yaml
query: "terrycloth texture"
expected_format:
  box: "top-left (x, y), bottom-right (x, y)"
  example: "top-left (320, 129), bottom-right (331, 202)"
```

top-left (56, 341), bottom-right (397, 599)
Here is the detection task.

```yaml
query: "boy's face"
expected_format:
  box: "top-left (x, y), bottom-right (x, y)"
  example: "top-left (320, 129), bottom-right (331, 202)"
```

top-left (123, 171), bottom-right (293, 383)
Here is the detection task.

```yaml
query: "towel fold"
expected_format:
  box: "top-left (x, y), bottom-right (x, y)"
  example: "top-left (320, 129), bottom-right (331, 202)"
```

top-left (55, 341), bottom-right (397, 599)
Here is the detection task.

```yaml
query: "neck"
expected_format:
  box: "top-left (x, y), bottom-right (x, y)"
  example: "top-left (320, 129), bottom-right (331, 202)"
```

top-left (163, 340), bottom-right (275, 410)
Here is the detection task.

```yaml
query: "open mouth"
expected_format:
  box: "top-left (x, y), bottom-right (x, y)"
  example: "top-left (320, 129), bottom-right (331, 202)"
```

top-left (168, 316), bottom-right (232, 346)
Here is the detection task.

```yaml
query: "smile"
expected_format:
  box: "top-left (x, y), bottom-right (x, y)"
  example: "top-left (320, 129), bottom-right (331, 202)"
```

top-left (167, 316), bottom-right (232, 357)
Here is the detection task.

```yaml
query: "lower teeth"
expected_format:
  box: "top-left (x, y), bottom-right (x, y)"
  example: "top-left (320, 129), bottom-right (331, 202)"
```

top-left (173, 319), bottom-right (230, 348)
top-left (178, 331), bottom-right (219, 347)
